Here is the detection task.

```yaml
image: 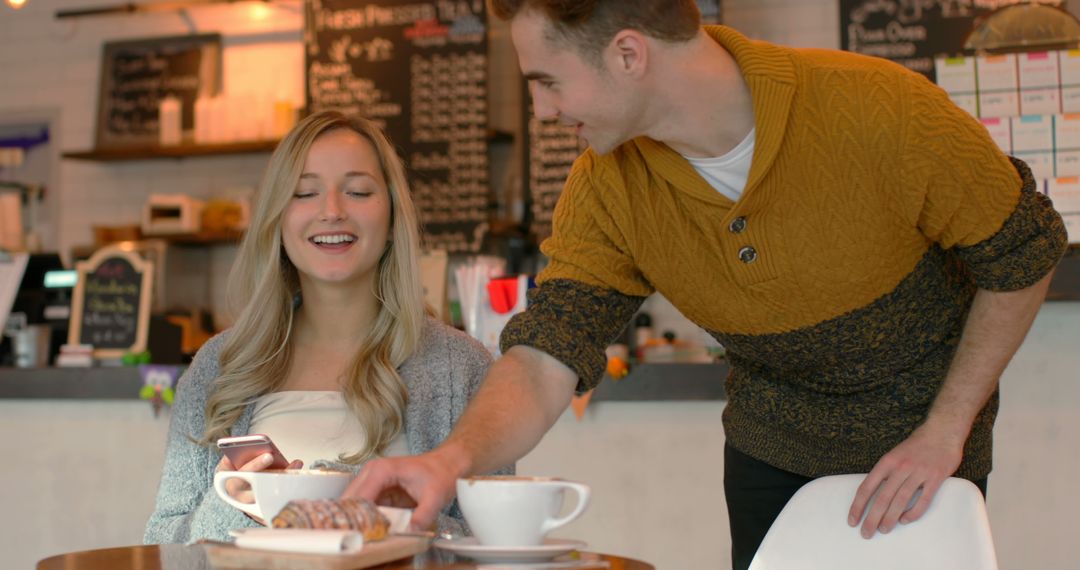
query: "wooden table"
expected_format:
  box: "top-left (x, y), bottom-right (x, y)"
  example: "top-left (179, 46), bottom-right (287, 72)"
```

top-left (37, 544), bottom-right (656, 569)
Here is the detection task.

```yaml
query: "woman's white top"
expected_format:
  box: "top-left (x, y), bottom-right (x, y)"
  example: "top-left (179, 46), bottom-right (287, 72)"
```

top-left (249, 391), bottom-right (410, 467)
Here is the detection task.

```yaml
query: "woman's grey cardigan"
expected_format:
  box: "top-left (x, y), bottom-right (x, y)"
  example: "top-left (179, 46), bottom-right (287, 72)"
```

top-left (144, 316), bottom-right (512, 544)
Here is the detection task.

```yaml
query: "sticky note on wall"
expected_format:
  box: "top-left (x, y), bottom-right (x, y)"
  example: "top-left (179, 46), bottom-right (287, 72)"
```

top-left (1018, 52), bottom-right (1061, 115)
top-left (935, 56), bottom-right (978, 117)
top-left (977, 54), bottom-right (1020, 118)
top-left (1011, 115), bottom-right (1053, 180)
top-left (1055, 114), bottom-right (1080, 178)
top-left (1047, 177), bottom-right (1080, 243)
top-left (979, 117), bottom-right (1012, 154)
top-left (1059, 50), bottom-right (1080, 113)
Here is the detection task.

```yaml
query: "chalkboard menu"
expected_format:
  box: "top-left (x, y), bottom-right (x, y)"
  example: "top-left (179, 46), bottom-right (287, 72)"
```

top-left (95, 34), bottom-right (222, 149)
top-left (69, 248), bottom-right (154, 359)
top-left (305, 0), bottom-right (490, 252)
top-left (525, 112), bottom-right (584, 242)
top-left (840, 0), bottom-right (1063, 81)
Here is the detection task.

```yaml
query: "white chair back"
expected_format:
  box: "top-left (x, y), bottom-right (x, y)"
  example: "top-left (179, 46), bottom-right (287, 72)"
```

top-left (748, 474), bottom-right (998, 570)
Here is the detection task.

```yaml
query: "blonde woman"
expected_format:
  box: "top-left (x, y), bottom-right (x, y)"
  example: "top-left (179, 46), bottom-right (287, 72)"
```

top-left (144, 111), bottom-right (506, 543)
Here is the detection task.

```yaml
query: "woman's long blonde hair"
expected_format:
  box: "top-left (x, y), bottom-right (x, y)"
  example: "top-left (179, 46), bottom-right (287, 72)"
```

top-left (200, 111), bottom-right (426, 464)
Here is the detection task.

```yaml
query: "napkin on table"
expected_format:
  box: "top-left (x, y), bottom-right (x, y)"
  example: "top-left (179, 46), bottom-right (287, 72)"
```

top-left (233, 528), bottom-right (365, 554)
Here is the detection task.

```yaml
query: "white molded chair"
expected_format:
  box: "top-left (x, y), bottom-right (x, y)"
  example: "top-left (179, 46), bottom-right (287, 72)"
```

top-left (748, 474), bottom-right (998, 570)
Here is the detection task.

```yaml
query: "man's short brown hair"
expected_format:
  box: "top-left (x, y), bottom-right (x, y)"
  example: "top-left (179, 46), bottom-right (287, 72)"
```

top-left (490, 0), bottom-right (701, 63)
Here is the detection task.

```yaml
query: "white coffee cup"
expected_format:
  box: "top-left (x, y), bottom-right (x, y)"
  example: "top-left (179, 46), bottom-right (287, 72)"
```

top-left (213, 469), bottom-right (352, 524)
top-left (456, 476), bottom-right (591, 547)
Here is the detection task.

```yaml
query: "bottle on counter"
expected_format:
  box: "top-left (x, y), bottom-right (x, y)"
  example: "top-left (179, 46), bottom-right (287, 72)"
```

top-left (273, 95), bottom-right (297, 139)
top-left (193, 95), bottom-right (212, 144)
top-left (158, 95), bottom-right (182, 146)
top-left (632, 312), bottom-right (653, 362)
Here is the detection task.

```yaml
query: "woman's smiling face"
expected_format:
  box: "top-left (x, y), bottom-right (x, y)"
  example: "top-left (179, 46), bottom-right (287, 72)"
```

top-left (281, 128), bottom-right (392, 291)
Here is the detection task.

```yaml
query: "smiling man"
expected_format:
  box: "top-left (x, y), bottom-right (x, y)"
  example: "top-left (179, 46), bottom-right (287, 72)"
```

top-left (347, 2), bottom-right (1068, 567)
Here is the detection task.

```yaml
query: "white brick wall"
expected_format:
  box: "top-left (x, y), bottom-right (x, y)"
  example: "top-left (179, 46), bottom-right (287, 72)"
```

top-left (1, 0), bottom-right (304, 319)
top-left (725, 0), bottom-right (840, 47)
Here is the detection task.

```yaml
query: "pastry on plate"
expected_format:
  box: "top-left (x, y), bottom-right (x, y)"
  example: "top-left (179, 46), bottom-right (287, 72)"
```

top-left (271, 498), bottom-right (390, 541)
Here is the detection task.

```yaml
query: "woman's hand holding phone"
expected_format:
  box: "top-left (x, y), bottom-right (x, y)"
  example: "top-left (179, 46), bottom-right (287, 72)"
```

top-left (215, 435), bottom-right (302, 524)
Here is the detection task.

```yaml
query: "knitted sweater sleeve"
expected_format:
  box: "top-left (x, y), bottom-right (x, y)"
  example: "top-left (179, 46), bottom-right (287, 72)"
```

top-left (143, 334), bottom-right (259, 544)
top-left (898, 71), bottom-right (1067, 289)
top-left (501, 153), bottom-right (648, 392)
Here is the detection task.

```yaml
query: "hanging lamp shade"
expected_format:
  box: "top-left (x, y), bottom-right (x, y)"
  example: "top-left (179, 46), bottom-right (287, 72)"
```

top-left (964, 2), bottom-right (1080, 53)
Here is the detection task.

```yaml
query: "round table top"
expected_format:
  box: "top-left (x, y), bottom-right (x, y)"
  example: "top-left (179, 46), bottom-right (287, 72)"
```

top-left (37, 543), bottom-right (656, 570)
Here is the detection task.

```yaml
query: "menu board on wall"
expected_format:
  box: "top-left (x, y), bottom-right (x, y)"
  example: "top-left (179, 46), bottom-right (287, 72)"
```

top-left (95, 34), bottom-right (222, 149)
top-left (305, 0), bottom-right (490, 252)
top-left (523, 1), bottom-right (721, 241)
top-left (525, 111), bottom-right (583, 242)
top-left (68, 248), bottom-right (154, 359)
top-left (840, 0), bottom-right (1063, 81)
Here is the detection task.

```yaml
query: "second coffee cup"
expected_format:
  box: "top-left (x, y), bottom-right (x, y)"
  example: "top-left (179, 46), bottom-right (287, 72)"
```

top-left (456, 476), bottom-right (591, 547)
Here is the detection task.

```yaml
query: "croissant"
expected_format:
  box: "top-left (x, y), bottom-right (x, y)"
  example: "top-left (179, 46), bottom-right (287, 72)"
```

top-left (271, 498), bottom-right (390, 541)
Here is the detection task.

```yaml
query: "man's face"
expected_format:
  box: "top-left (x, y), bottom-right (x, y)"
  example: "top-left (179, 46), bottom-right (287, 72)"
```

top-left (511, 9), bottom-right (636, 155)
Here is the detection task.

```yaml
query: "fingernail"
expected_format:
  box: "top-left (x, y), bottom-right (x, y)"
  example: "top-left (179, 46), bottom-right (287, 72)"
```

top-left (862, 529), bottom-right (872, 539)
top-left (880, 526), bottom-right (891, 535)
top-left (260, 453), bottom-right (273, 464)
top-left (848, 514), bottom-right (856, 526)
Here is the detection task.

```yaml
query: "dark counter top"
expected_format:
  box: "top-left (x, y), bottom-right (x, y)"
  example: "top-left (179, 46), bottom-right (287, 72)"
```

top-left (1047, 245), bottom-right (1080, 301)
top-left (0, 361), bottom-right (728, 401)
top-left (592, 362), bottom-right (728, 402)
top-left (0, 366), bottom-right (142, 399)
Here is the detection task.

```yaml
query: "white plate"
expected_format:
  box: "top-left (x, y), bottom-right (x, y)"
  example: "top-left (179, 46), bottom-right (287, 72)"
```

top-left (433, 537), bottom-right (587, 563)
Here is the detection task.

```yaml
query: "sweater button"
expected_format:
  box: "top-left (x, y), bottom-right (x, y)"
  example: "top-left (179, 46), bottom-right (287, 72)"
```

top-left (729, 216), bottom-right (747, 234)
top-left (738, 246), bottom-right (758, 264)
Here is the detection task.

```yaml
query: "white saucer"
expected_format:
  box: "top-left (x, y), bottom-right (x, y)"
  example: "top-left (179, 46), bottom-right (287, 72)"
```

top-left (433, 537), bottom-right (587, 563)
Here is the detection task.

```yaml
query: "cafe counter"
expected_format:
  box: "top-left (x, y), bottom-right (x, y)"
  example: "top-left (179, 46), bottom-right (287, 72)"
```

top-left (0, 362), bottom-right (728, 570)
top-left (0, 362), bottom-right (729, 401)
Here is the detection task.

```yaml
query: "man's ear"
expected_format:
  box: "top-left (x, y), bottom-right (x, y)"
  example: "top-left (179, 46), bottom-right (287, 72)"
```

top-left (610, 29), bottom-right (648, 78)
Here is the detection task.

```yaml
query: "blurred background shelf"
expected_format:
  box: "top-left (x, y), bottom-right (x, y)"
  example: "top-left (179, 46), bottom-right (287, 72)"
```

top-left (60, 130), bottom-right (513, 162)
top-left (149, 230), bottom-right (244, 245)
top-left (62, 140), bottom-right (280, 162)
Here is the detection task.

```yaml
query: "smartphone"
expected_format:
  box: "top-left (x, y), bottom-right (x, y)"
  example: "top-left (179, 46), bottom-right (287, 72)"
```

top-left (216, 434), bottom-right (290, 470)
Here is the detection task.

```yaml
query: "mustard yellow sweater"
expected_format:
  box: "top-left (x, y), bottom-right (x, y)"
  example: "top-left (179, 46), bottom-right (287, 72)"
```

top-left (501, 26), bottom-right (1067, 479)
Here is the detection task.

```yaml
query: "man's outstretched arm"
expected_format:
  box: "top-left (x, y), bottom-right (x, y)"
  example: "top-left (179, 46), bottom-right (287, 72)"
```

top-left (345, 345), bottom-right (577, 530)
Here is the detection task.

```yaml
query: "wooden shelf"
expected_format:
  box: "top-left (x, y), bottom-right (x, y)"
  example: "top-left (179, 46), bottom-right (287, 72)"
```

top-left (62, 140), bottom-right (279, 162)
top-left (62, 131), bottom-right (511, 162)
top-left (149, 230), bottom-right (244, 245)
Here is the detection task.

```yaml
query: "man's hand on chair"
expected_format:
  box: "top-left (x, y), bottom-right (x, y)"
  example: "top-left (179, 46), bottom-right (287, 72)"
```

top-left (847, 422), bottom-right (965, 538)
